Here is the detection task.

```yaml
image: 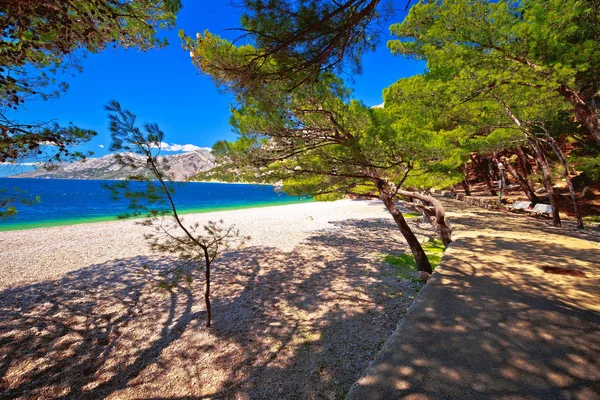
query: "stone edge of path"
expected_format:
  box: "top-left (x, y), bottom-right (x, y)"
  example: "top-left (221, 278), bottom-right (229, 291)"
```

top-left (345, 239), bottom-right (459, 400)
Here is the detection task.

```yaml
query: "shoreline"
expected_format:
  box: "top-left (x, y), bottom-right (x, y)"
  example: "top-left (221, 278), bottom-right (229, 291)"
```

top-left (0, 197), bottom-right (312, 232)
top-left (0, 199), bottom-right (413, 290)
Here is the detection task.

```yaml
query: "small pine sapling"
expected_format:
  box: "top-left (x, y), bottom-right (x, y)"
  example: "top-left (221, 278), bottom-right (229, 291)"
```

top-left (104, 101), bottom-right (248, 327)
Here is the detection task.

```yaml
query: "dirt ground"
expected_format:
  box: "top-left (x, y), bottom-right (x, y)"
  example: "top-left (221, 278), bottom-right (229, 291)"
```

top-left (0, 217), bottom-right (434, 399)
top-left (458, 180), bottom-right (600, 226)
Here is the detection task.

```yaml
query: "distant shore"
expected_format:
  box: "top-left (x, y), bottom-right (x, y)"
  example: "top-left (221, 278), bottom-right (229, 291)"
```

top-left (3, 175), bottom-right (271, 185)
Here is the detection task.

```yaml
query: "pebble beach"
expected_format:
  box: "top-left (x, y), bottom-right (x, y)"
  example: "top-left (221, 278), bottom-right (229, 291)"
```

top-left (0, 199), bottom-right (434, 399)
top-left (0, 199), bottom-right (406, 290)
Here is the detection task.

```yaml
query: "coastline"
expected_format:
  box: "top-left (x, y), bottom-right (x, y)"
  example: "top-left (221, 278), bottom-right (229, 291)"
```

top-left (0, 197), bottom-right (311, 232)
top-left (0, 199), bottom-right (407, 289)
top-left (0, 178), bottom-right (299, 232)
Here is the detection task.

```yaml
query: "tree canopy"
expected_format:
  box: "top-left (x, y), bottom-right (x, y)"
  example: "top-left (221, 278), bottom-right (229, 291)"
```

top-left (1, 0), bottom-right (182, 163)
top-left (388, 0), bottom-right (600, 146)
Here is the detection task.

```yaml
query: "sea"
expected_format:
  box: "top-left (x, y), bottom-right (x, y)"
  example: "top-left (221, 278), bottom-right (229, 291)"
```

top-left (0, 178), bottom-right (311, 231)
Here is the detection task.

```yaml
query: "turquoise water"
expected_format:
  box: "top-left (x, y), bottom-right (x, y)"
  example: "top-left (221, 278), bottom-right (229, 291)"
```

top-left (0, 178), bottom-right (311, 231)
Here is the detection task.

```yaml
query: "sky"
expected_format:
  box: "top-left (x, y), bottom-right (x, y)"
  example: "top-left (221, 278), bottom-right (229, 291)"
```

top-left (2, 1), bottom-right (424, 176)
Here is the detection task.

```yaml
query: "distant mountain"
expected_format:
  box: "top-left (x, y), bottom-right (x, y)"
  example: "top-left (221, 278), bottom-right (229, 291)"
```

top-left (9, 150), bottom-right (215, 181)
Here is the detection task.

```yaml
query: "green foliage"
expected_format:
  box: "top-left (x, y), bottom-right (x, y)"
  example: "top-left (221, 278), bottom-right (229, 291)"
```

top-left (1, 0), bottom-right (181, 217)
top-left (2, 0), bottom-right (181, 149)
top-left (570, 155), bottom-right (600, 181)
top-left (385, 239), bottom-right (445, 281)
top-left (388, 0), bottom-right (599, 88)
top-left (186, 32), bottom-right (466, 197)
top-left (182, 1), bottom-right (387, 93)
top-left (2, 0), bottom-right (181, 112)
top-left (0, 122), bottom-right (97, 164)
top-left (105, 102), bottom-right (246, 327)
top-left (388, 0), bottom-right (600, 146)
top-left (0, 188), bottom-right (40, 220)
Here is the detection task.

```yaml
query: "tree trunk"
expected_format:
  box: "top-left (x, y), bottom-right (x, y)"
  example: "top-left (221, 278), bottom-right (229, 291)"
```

top-left (470, 154), bottom-right (497, 196)
top-left (516, 146), bottom-right (532, 176)
top-left (397, 190), bottom-right (453, 247)
top-left (485, 156), bottom-right (499, 180)
top-left (516, 147), bottom-right (538, 197)
top-left (489, 91), bottom-right (561, 227)
top-left (204, 255), bottom-right (212, 328)
top-left (378, 186), bottom-right (433, 274)
top-left (416, 204), bottom-right (436, 227)
top-left (541, 130), bottom-right (584, 229)
top-left (461, 179), bottom-right (471, 196)
top-left (558, 84), bottom-right (600, 147)
top-left (461, 164), bottom-right (472, 196)
top-left (529, 138), bottom-right (562, 227)
top-left (492, 153), bottom-right (540, 204)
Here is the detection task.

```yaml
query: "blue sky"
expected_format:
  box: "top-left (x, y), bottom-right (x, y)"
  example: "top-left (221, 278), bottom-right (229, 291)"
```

top-left (2, 1), bottom-right (424, 176)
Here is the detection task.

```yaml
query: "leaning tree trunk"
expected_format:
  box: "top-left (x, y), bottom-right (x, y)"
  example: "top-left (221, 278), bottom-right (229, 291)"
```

top-left (470, 154), bottom-right (498, 196)
top-left (397, 190), bottom-right (453, 247)
top-left (516, 146), bottom-right (532, 176)
top-left (490, 91), bottom-right (561, 227)
top-left (377, 182), bottom-right (433, 274)
top-left (492, 153), bottom-right (540, 204)
top-left (558, 84), bottom-right (600, 147)
top-left (515, 146), bottom-right (539, 197)
top-left (461, 179), bottom-right (471, 196)
top-left (529, 138), bottom-right (562, 227)
top-left (540, 130), bottom-right (584, 229)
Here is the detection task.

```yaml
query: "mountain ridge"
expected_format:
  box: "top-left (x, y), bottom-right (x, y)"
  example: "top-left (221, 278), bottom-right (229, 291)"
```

top-left (9, 150), bottom-right (215, 181)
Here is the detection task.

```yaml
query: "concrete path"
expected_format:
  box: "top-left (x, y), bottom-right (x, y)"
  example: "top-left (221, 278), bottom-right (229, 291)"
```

top-left (347, 199), bottom-right (600, 400)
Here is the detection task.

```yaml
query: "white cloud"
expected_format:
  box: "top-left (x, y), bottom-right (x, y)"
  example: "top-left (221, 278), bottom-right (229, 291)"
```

top-left (0, 162), bottom-right (42, 166)
top-left (98, 144), bottom-right (105, 148)
top-left (150, 142), bottom-right (207, 153)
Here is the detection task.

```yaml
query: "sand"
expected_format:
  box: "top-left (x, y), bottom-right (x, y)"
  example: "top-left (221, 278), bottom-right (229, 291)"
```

top-left (0, 199), bottom-right (434, 399)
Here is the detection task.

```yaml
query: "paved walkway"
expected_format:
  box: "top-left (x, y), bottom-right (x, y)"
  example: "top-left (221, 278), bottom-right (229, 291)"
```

top-left (347, 199), bottom-right (600, 400)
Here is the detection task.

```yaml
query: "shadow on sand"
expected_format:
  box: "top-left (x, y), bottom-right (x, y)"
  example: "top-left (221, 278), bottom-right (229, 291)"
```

top-left (0, 217), bottom-right (427, 399)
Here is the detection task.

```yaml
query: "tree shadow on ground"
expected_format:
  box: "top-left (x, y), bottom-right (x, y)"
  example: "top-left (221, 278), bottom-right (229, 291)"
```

top-left (441, 197), bottom-right (600, 244)
top-left (0, 217), bottom-right (428, 399)
top-left (349, 219), bottom-right (600, 399)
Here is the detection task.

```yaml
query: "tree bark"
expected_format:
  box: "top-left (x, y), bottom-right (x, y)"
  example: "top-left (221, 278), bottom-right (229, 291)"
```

top-left (470, 154), bottom-right (498, 196)
top-left (203, 251), bottom-right (212, 328)
top-left (540, 130), bottom-right (584, 229)
top-left (516, 146), bottom-right (532, 176)
top-left (490, 91), bottom-right (561, 227)
top-left (416, 204), bottom-right (436, 228)
top-left (397, 190), bottom-right (453, 247)
top-left (377, 182), bottom-right (433, 274)
top-left (461, 164), bottom-right (472, 196)
top-left (492, 152), bottom-right (540, 204)
top-left (529, 138), bottom-right (562, 227)
top-left (461, 179), bottom-right (471, 196)
top-left (515, 147), bottom-right (538, 196)
top-left (558, 84), bottom-right (600, 147)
